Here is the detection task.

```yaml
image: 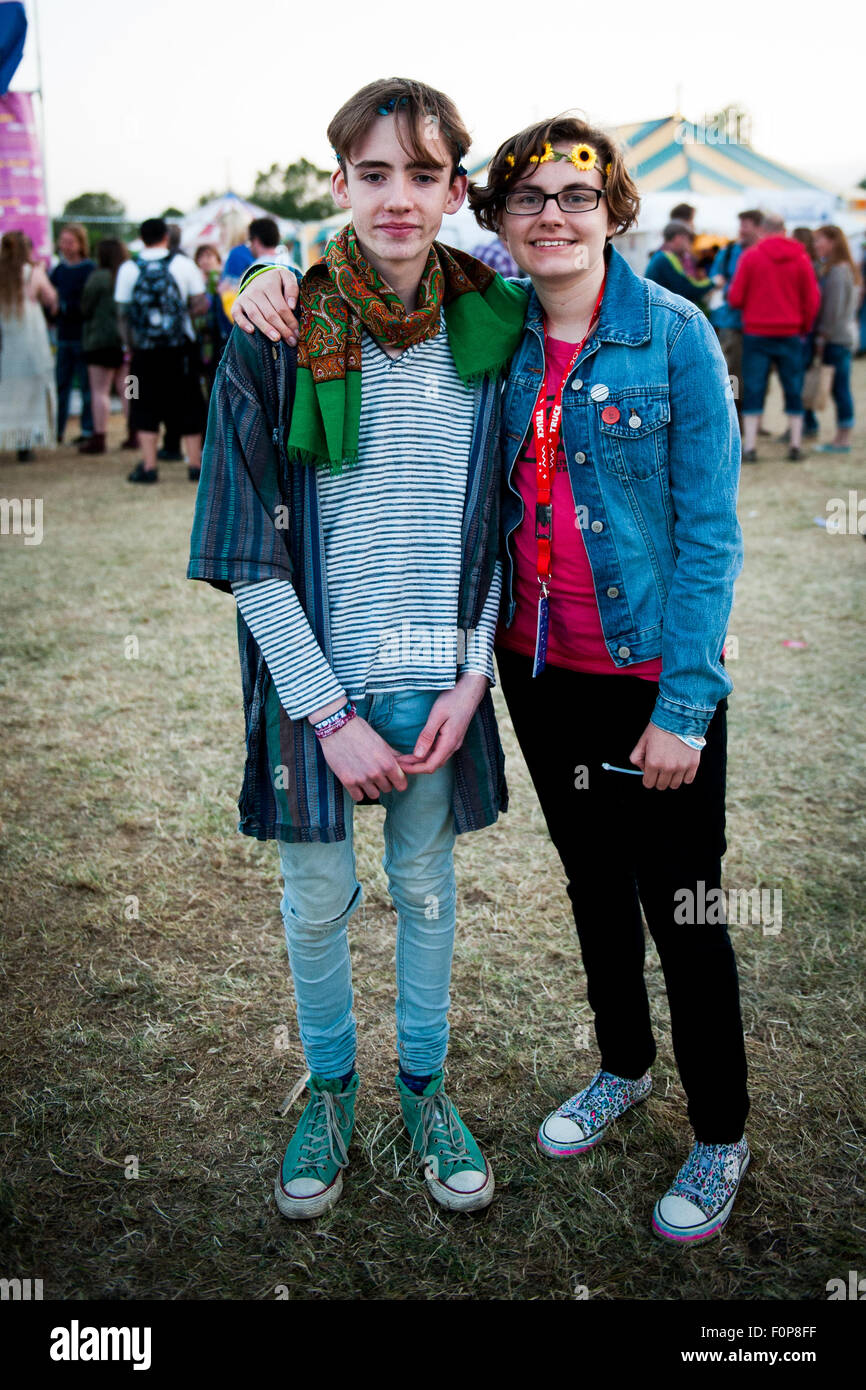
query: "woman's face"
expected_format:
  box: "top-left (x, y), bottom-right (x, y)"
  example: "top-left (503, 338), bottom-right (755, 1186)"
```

top-left (59, 229), bottom-right (81, 261)
top-left (197, 248), bottom-right (221, 275)
top-left (812, 232), bottom-right (831, 261)
top-left (497, 143), bottom-right (616, 285)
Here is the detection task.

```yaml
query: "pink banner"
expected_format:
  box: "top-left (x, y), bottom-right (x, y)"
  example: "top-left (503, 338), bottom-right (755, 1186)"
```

top-left (0, 90), bottom-right (50, 262)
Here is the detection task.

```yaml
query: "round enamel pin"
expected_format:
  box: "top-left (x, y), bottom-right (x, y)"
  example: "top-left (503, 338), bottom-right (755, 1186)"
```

top-left (601, 405), bottom-right (620, 424)
top-left (590, 383), bottom-right (610, 402)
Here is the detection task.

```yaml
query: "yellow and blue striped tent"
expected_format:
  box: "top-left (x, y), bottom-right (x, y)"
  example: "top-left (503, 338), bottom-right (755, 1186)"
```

top-left (612, 115), bottom-right (824, 197)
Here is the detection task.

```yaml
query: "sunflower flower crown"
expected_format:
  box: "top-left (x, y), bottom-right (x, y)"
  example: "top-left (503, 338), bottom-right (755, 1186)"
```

top-left (503, 142), bottom-right (613, 180)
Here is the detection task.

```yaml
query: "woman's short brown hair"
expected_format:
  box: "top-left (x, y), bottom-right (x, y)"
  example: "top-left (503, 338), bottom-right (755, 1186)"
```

top-left (327, 78), bottom-right (471, 180)
top-left (469, 114), bottom-right (639, 237)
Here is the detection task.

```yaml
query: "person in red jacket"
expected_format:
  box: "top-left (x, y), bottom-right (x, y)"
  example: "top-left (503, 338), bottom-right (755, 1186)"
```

top-left (728, 213), bottom-right (821, 461)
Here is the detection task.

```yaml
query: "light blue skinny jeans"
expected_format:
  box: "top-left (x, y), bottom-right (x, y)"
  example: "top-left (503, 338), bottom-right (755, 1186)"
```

top-left (277, 690), bottom-right (458, 1081)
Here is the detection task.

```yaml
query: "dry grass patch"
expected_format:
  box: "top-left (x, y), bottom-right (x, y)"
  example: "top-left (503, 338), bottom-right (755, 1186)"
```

top-left (1, 369), bottom-right (864, 1300)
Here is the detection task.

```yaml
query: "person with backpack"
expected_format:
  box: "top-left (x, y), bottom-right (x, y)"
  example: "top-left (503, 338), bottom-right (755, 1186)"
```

top-left (115, 218), bottom-right (209, 483)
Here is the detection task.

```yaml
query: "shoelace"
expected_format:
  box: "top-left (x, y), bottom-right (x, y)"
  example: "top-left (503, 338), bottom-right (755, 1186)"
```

top-left (676, 1142), bottom-right (727, 1202)
top-left (561, 1070), bottom-right (609, 1129)
top-left (296, 1091), bottom-right (351, 1174)
top-left (415, 1091), bottom-right (474, 1170)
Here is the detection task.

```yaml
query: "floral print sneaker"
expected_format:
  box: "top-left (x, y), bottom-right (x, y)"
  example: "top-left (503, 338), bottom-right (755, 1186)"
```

top-left (537, 1069), bottom-right (652, 1157)
top-left (652, 1137), bottom-right (750, 1243)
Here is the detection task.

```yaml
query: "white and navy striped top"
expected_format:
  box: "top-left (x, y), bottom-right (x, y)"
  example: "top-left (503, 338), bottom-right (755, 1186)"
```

top-left (233, 316), bottom-right (501, 720)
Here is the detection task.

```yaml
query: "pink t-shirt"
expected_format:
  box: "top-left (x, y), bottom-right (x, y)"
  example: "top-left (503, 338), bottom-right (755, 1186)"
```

top-left (495, 335), bottom-right (663, 681)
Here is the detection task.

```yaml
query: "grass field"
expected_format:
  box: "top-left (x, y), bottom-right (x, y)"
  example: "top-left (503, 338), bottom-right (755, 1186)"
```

top-left (1, 368), bottom-right (864, 1302)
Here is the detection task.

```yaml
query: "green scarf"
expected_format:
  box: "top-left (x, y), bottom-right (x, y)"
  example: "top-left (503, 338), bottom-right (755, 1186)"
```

top-left (287, 224), bottom-right (527, 473)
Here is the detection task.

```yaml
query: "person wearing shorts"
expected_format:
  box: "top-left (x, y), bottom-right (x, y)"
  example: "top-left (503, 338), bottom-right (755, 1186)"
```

top-left (115, 217), bottom-right (209, 483)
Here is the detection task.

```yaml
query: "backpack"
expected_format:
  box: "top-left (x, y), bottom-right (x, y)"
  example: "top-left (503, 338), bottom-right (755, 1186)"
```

top-left (128, 253), bottom-right (187, 349)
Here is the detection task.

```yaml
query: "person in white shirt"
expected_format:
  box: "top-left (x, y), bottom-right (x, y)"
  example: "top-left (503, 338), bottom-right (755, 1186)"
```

top-left (115, 217), bottom-right (209, 483)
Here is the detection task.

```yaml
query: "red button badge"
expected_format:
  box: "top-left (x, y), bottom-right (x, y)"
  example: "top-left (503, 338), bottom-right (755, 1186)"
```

top-left (601, 405), bottom-right (620, 423)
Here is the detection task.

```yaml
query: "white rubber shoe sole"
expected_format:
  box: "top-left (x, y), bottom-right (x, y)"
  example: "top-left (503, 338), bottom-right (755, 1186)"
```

top-left (274, 1170), bottom-right (343, 1221)
top-left (425, 1161), bottom-right (495, 1213)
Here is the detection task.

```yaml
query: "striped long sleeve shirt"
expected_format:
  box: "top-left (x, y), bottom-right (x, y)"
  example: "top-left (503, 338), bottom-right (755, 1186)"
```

top-left (231, 319), bottom-right (501, 720)
top-left (187, 317), bottom-right (513, 844)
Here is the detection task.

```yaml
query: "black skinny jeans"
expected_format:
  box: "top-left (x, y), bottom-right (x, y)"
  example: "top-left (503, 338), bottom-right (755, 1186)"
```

top-left (496, 646), bottom-right (750, 1143)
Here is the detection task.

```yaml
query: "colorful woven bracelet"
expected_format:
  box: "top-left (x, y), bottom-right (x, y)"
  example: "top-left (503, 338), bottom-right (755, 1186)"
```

top-left (312, 700), bottom-right (357, 739)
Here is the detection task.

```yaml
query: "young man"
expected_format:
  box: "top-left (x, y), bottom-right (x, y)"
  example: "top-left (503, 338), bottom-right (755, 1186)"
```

top-left (709, 209), bottom-right (764, 420)
top-left (222, 216), bottom-right (296, 286)
top-left (115, 217), bottom-right (209, 484)
top-left (644, 221), bottom-right (713, 308)
top-left (188, 79), bottom-right (526, 1219)
top-left (727, 213), bottom-right (821, 462)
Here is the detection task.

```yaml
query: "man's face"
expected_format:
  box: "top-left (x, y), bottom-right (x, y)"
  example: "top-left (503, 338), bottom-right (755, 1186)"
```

top-left (249, 236), bottom-right (268, 259)
top-left (332, 113), bottom-right (466, 276)
top-left (197, 248), bottom-right (220, 275)
top-left (498, 147), bottom-right (614, 284)
top-left (739, 218), bottom-right (760, 247)
top-left (59, 229), bottom-right (80, 260)
top-left (672, 232), bottom-right (693, 259)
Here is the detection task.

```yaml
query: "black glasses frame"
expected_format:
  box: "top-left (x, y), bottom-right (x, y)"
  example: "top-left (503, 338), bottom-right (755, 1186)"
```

top-left (503, 188), bottom-right (605, 216)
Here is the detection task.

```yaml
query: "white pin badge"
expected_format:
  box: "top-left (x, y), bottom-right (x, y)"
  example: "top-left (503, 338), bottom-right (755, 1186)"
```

top-left (629, 413), bottom-right (642, 429)
top-left (589, 383), bottom-right (609, 402)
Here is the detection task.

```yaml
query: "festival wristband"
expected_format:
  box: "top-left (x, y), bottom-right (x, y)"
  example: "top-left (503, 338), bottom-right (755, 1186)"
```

top-left (671, 732), bottom-right (706, 751)
top-left (238, 263), bottom-right (286, 294)
top-left (312, 699), bottom-right (357, 739)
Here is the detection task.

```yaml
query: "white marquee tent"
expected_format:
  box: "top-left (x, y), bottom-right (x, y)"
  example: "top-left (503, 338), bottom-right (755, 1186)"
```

top-left (175, 192), bottom-right (300, 260)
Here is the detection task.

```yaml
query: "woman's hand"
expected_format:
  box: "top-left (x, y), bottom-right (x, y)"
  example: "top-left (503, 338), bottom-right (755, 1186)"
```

top-left (231, 266), bottom-right (299, 345)
top-left (629, 722), bottom-right (700, 790)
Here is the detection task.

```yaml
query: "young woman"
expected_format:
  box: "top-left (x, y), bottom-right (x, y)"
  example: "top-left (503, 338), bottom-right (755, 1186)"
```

top-left (80, 238), bottom-right (131, 454)
top-left (467, 116), bottom-right (750, 1245)
top-left (807, 225), bottom-right (859, 451)
top-left (226, 112), bottom-right (751, 1244)
top-left (192, 244), bottom-right (232, 400)
top-left (0, 231), bottom-right (58, 460)
top-left (49, 223), bottom-right (95, 444)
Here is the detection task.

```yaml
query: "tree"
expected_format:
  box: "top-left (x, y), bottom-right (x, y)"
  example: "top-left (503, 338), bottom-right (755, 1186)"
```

top-left (53, 192), bottom-right (134, 252)
top-left (61, 192), bottom-right (126, 219)
top-left (161, 206), bottom-right (184, 220)
top-left (250, 158), bottom-right (334, 222)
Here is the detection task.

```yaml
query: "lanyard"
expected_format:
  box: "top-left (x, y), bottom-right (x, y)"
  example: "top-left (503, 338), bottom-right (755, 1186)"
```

top-left (533, 272), bottom-right (606, 589)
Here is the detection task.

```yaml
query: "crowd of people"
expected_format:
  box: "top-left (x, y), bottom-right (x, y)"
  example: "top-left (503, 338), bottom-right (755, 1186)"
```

top-left (645, 201), bottom-right (863, 461)
top-left (0, 214), bottom-right (298, 479)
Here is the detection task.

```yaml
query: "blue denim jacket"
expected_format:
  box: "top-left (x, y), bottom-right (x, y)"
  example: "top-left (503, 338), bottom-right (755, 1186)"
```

top-left (500, 244), bottom-right (743, 740)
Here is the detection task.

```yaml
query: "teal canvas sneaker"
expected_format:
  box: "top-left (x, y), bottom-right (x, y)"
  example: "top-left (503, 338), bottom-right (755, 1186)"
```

top-left (396, 1071), bottom-right (494, 1213)
top-left (274, 1072), bottom-right (359, 1220)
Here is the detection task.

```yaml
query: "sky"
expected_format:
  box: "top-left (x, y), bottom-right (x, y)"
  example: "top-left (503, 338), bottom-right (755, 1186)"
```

top-left (13, 0), bottom-right (866, 220)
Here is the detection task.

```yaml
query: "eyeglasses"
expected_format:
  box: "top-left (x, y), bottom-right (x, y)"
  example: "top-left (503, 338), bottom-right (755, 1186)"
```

top-left (504, 188), bottom-right (605, 216)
